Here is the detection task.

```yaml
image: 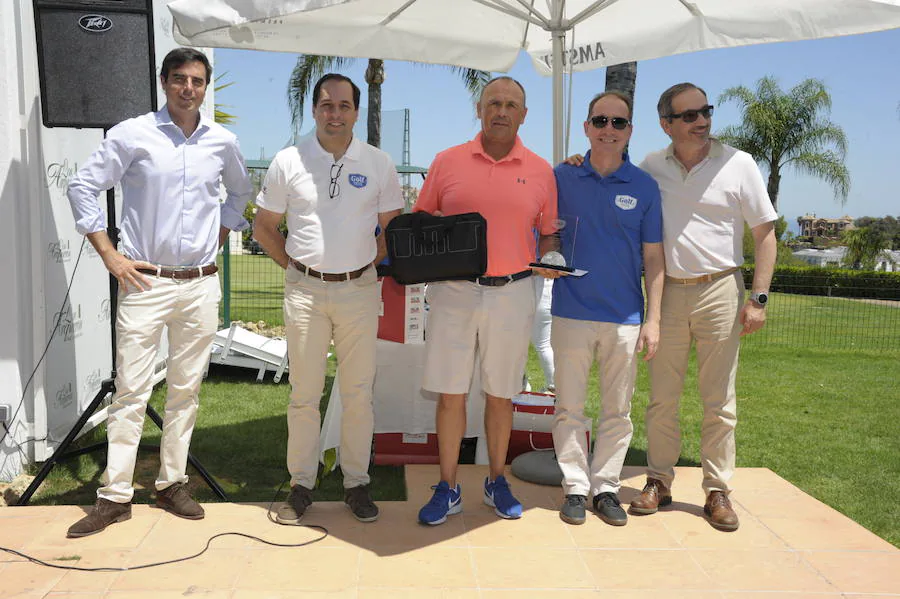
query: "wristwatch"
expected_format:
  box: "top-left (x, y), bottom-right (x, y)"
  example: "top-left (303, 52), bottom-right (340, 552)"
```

top-left (749, 291), bottom-right (769, 307)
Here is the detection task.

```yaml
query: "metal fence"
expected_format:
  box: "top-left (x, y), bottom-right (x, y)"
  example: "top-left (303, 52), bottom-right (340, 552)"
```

top-left (217, 261), bottom-right (900, 352)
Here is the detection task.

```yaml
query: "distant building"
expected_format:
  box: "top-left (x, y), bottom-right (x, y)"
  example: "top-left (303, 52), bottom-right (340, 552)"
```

top-left (797, 214), bottom-right (854, 238)
top-left (792, 247), bottom-right (900, 272)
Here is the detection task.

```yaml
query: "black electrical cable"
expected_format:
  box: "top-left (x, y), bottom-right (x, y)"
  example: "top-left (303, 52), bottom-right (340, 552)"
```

top-left (0, 238), bottom-right (88, 451)
top-left (0, 481), bottom-right (329, 571)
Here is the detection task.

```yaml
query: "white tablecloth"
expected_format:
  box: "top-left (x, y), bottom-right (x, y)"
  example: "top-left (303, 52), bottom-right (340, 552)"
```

top-left (319, 339), bottom-right (484, 467)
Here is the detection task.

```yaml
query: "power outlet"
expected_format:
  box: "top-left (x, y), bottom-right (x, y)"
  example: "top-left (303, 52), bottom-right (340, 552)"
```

top-left (0, 405), bottom-right (10, 424)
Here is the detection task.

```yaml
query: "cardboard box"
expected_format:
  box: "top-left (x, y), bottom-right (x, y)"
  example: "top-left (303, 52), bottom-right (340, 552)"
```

top-left (378, 277), bottom-right (425, 344)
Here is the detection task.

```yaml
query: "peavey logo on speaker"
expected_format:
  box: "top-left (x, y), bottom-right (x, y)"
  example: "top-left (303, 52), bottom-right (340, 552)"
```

top-left (79, 15), bottom-right (113, 33)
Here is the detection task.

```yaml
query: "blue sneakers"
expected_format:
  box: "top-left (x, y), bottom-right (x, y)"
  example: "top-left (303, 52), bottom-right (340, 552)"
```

top-left (483, 475), bottom-right (523, 519)
top-left (418, 481), bottom-right (462, 525)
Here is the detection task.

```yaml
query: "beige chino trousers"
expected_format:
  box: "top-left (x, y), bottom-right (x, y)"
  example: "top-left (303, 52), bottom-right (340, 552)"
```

top-left (551, 317), bottom-right (641, 497)
top-left (284, 264), bottom-right (379, 490)
top-left (99, 274), bottom-right (220, 503)
top-left (646, 272), bottom-right (744, 494)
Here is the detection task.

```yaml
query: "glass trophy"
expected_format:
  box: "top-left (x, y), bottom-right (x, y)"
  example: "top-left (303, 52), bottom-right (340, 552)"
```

top-left (529, 212), bottom-right (587, 277)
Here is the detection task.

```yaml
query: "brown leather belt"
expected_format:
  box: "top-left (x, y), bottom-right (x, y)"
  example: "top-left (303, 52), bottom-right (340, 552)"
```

top-left (290, 258), bottom-right (369, 282)
top-left (136, 264), bottom-right (218, 280)
top-left (665, 266), bottom-right (740, 285)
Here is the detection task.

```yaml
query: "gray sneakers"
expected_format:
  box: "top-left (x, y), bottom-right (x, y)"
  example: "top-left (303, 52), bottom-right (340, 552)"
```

top-left (559, 494), bottom-right (587, 525)
top-left (67, 498), bottom-right (132, 538)
top-left (344, 484), bottom-right (379, 522)
top-left (594, 492), bottom-right (627, 526)
top-left (277, 484), bottom-right (314, 524)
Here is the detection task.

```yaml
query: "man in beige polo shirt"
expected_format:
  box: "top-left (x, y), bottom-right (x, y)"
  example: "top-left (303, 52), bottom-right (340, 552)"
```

top-left (633, 82), bottom-right (777, 531)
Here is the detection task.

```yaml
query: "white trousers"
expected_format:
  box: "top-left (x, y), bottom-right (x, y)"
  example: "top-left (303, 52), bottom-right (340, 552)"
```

top-left (284, 264), bottom-right (379, 490)
top-left (99, 274), bottom-right (220, 503)
top-left (551, 317), bottom-right (641, 497)
top-left (530, 277), bottom-right (555, 387)
top-left (646, 272), bottom-right (744, 494)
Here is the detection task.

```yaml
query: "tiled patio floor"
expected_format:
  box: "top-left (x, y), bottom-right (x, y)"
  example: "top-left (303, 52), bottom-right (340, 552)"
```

top-left (1, 465), bottom-right (898, 598)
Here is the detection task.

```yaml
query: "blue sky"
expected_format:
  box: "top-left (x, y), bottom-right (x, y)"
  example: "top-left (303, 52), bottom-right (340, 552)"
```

top-left (215, 28), bottom-right (900, 228)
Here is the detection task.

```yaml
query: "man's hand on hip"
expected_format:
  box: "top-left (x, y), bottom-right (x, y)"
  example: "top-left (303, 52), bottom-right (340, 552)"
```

top-left (739, 302), bottom-right (767, 336)
top-left (102, 251), bottom-right (153, 293)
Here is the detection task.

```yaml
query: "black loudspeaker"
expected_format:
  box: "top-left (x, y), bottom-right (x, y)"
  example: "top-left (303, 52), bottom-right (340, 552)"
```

top-left (34, 0), bottom-right (157, 129)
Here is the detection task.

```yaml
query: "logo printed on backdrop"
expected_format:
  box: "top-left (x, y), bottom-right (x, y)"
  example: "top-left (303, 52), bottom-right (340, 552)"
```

top-left (348, 174), bottom-right (368, 188)
top-left (53, 304), bottom-right (83, 342)
top-left (98, 299), bottom-right (111, 323)
top-left (48, 239), bottom-right (71, 263)
top-left (46, 160), bottom-right (78, 194)
top-left (83, 369), bottom-right (103, 395)
top-left (615, 194), bottom-right (638, 210)
top-left (78, 15), bottom-right (112, 33)
top-left (158, 16), bottom-right (173, 39)
top-left (54, 382), bottom-right (74, 410)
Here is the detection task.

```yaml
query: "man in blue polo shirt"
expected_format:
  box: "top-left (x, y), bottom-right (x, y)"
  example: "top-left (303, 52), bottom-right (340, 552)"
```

top-left (551, 91), bottom-right (665, 526)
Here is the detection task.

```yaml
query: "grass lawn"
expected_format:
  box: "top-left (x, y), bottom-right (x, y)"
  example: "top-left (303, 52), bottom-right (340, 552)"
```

top-left (26, 290), bottom-right (900, 548)
top-left (217, 253), bottom-right (286, 326)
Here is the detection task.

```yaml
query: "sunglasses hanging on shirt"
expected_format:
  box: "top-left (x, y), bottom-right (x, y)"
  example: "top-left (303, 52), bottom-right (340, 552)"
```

top-left (329, 163), bottom-right (343, 199)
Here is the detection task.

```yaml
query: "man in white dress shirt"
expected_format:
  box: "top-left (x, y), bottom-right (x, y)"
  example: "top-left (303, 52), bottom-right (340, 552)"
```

top-left (65, 48), bottom-right (252, 538)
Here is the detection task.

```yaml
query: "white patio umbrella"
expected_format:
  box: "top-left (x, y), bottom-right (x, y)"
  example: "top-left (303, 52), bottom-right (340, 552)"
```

top-left (168, 0), bottom-right (900, 163)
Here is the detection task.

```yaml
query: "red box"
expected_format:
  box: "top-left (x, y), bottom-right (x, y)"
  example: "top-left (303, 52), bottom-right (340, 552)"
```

top-left (373, 432), bottom-right (440, 465)
top-left (506, 392), bottom-right (590, 463)
top-left (377, 277), bottom-right (425, 344)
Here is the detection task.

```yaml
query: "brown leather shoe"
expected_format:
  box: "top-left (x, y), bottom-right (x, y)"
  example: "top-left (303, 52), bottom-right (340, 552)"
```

top-left (704, 490), bottom-right (739, 531)
top-left (156, 483), bottom-right (205, 520)
top-left (67, 498), bottom-right (132, 538)
top-left (629, 478), bottom-right (672, 515)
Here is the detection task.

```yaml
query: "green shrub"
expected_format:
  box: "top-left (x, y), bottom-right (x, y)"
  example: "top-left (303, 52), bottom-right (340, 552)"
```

top-left (742, 265), bottom-right (900, 300)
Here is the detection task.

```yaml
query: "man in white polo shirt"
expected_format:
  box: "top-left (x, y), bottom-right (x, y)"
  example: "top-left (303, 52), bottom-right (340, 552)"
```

top-left (632, 82), bottom-right (777, 532)
top-left (253, 73), bottom-right (403, 523)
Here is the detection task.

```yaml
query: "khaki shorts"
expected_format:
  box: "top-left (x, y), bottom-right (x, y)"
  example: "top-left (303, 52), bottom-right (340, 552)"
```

top-left (423, 278), bottom-right (536, 399)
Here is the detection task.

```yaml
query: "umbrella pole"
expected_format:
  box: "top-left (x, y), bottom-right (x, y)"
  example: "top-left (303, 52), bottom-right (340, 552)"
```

top-left (551, 29), bottom-right (565, 165)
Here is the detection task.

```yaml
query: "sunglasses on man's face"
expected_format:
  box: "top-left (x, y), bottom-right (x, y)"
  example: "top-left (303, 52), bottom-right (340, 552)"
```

top-left (667, 104), bottom-right (714, 123)
top-left (590, 115), bottom-right (630, 130)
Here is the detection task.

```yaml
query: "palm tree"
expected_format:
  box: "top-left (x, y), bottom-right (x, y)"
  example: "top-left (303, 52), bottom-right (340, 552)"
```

top-left (288, 56), bottom-right (490, 148)
top-left (717, 76), bottom-right (850, 213)
top-left (842, 227), bottom-right (888, 271)
top-left (214, 72), bottom-right (236, 125)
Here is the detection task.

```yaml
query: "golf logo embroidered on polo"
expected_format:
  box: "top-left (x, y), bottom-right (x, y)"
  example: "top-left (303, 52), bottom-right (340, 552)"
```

top-left (348, 174), bottom-right (368, 188)
top-left (614, 194), bottom-right (638, 210)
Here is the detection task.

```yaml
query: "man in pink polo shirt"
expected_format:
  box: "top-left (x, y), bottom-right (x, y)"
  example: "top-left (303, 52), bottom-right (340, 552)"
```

top-left (413, 76), bottom-right (558, 525)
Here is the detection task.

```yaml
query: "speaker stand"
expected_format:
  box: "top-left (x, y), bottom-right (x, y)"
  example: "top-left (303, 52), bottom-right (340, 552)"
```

top-left (18, 178), bottom-right (227, 505)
